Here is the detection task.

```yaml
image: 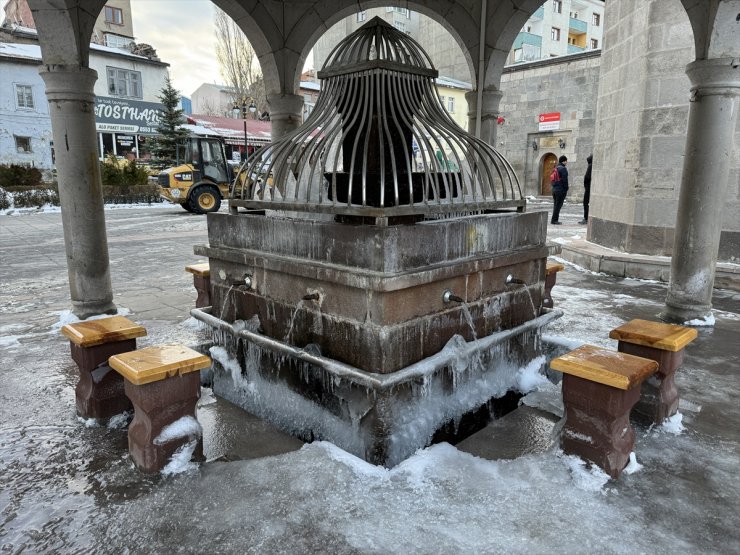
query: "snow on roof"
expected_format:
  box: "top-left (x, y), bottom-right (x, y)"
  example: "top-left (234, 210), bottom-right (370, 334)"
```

top-left (0, 41), bottom-right (42, 61)
top-left (435, 75), bottom-right (473, 90)
top-left (185, 114), bottom-right (273, 145)
top-left (0, 38), bottom-right (164, 64)
top-left (300, 81), bottom-right (320, 91)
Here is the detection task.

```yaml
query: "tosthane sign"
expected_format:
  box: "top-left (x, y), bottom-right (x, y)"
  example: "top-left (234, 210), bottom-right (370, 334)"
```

top-left (94, 97), bottom-right (164, 135)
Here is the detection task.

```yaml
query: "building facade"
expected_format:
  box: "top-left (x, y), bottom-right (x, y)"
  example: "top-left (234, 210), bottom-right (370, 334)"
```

top-left (0, 0), bottom-right (169, 168)
top-left (0, 42), bottom-right (53, 171)
top-left (2, 0), bottom-right (136, 50)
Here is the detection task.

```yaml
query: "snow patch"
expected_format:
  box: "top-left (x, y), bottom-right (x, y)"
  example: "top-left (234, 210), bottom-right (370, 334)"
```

top-left (107, 412), bottom-right (131, 430)
top-left (561, 453), bottom-right (611, 491)
top-left (623, 452), bottom-right (643, 475)
top-left (153, 416), bottom-right (202, 445)
top-left (161, 440), bottom-right (200, 476)
top-left (684, 313), bottom-right (715, 327)
top-left (659, 412), bottom-right (685, 435)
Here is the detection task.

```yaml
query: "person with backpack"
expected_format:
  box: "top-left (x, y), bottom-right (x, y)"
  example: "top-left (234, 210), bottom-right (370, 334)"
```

top-left (579, 154), bottom-right (593, 225)
top-left (550, 155), bottom-right (568, 224)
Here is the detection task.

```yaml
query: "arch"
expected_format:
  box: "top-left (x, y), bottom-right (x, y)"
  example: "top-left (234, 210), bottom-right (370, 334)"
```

top-left (28, 0), bottom-right (107, 66)
top-left (293, 0), bottom-right (479, 93)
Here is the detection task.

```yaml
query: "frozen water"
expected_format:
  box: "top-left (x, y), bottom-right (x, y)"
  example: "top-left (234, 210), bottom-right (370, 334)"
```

top-left (623, 452), bottom-right (643, 475)
top-left (658, 412), bottom-right (686, 435)
top-left (684, 313), bottom-right (716, 327)
top-left (161, 440), bottom-right (200, 476)
top-left (2, 207), bottom-right (739, 553)
top-left (154, 415), bottom-right (202, 445)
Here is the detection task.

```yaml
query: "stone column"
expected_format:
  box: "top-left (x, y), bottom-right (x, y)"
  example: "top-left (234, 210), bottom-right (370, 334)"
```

top-left (40, 65), bottom-right (116, 319)
top-left (267, 93), bottom-right (305, 141)
top-left (662, 58), bottom-right (740, 323)
top-left (465, 88), bottom-right (503, 147)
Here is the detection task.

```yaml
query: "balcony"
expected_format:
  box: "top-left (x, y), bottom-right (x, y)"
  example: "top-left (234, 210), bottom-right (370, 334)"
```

top-left (569, 17), bottom-right (587, 34)
top-left (531, 6), bottom-right (544, 21)
top-left (567, 44), bottom-right (585, 54)
top-left (513, 32), bottom-right (542, 50)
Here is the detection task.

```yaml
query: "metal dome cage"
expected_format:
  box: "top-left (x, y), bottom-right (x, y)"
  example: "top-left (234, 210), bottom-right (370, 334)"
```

top-left (230, 17), bottom-right (525, 222)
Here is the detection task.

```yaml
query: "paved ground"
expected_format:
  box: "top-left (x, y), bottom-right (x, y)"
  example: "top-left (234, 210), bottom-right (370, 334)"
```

top-left (1, 202), bottom-right (739, 553)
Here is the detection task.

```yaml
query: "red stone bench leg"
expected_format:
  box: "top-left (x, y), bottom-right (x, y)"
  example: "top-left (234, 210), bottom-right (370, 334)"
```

top-left (543, 272), bottom-right (557, 309)
top-left (193, 274), bottom-right (211, 309)
top-left (617, 342), bottom-right (683, 424)
top-left (561, 374), bottom-right (641, 479)
top-left (70, 339), bottom-right (135, 419)
top-left (124, 372), bottom-right (202, 473)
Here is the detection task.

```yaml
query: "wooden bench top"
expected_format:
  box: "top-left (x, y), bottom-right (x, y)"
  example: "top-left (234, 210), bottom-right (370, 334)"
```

top-left (609, 319), bottom-right (698, 351)
top-left (185, 263), bottom-right (210, 277)
top-left (546, 261), bottom-right (565, 275)
top-left (61, 315), bottom-right (147, 347)
top-left (109, 344), bottom-right (211, 386)
top-left (550, 344), bottom-right (658, 390)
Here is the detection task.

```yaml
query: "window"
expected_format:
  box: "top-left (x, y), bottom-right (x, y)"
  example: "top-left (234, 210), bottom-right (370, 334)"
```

top-left (553, 1), bottom-right (562, 14)
top-left (592, 13), bottom-right (601, 26)
top-left (104, 33), bottom-right (133, 49)
top-left (106, 67), bottom-right (142, 98)
top-left (15, 84), bottom-right (34, 109)
top-left (105, 6), bottom-right (123, 25)
top-left (439, 95), bottom-right (445, 107)
top-left (394, 7), bottom-right (410, 18)
top-left (590, 38), bottom-right (599, 49)
top-left (357, 11), bottom-right (366, 22)
top-left (15, 136), bottom-right (32, 153)
top-left (551, 27), bottom-right (561, 41)
top-left (447, 97), bottom-right (455, 113)
top-left (393, 21), bottom-right (406, 33)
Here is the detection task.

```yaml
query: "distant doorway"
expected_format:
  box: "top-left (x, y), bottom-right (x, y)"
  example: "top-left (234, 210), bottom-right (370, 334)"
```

top-left (541, 153), bottom-right (557, 195)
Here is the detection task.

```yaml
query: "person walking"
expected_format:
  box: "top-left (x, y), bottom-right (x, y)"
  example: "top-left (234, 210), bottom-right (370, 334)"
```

top-left (579, 154), bottom-right (592, 225)
top-left (550, 155), bottom-right (568, 224)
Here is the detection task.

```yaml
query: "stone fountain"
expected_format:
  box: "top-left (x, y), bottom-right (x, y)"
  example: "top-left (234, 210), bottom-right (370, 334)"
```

top-left (192, 18), bottom-right (560, 466)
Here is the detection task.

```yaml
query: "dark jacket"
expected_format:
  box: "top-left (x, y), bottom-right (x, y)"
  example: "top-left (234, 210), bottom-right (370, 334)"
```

top-left (552, 163), bottom-right (569, 193)
top-left (584, 155), bottom-right (593, 187)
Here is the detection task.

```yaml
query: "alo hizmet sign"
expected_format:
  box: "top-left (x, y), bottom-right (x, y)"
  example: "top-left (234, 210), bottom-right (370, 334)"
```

top-left (95, 97), bottom-right (164, 135)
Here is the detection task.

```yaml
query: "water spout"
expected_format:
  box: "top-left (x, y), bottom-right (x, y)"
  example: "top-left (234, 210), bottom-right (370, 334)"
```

top-left (505, 275), bottom-right (526, 286)
top-left (302, 292), bottom-right (321, 302)
top-left (443, 290), bottom-right (465, 304)
top-left (230, 274), bottom-right (253, 289)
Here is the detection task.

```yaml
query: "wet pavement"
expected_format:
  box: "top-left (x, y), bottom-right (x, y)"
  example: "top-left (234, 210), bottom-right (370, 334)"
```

top-left (1, 203), bottom-right (739, 553)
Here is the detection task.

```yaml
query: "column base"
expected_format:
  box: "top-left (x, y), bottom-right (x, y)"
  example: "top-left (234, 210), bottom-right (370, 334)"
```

top-left (72, 299), bottom-right (117, 321)
top-left (659, 299), bottom-right (710, 324)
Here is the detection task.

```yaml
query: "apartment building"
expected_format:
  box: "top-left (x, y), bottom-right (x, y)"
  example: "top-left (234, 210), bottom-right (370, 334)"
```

top-left (2, 0), bottom-right (136, 50)
top-left (511, 0), bottom-right (604, 64)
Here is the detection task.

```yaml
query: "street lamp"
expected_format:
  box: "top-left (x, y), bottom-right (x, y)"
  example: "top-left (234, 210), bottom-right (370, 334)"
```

top-left (233, 98), bottom-right (257, 160)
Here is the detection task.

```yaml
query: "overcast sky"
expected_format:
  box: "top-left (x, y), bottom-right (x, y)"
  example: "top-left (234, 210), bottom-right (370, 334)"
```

top-left (0, 0), bottom-right (314, 98)
top-left (131, 0), bottom-right (220, 97)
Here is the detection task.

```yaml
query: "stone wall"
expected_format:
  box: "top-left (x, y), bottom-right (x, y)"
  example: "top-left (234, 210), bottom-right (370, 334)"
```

top-left (589, 0), bottom-right (740, 259)
top-left (498, 51), bottom-right (602, 200)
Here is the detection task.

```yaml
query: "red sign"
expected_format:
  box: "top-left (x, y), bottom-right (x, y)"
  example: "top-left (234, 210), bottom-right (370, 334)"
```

top-left (539, 112), bottom-right (561, 123)
top-left (538, 112), bottom-right (561, 131)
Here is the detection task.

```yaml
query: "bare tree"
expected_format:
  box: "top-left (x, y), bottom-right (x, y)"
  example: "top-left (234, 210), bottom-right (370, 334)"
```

top-left (214, 7), bottom-right (267, 115)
